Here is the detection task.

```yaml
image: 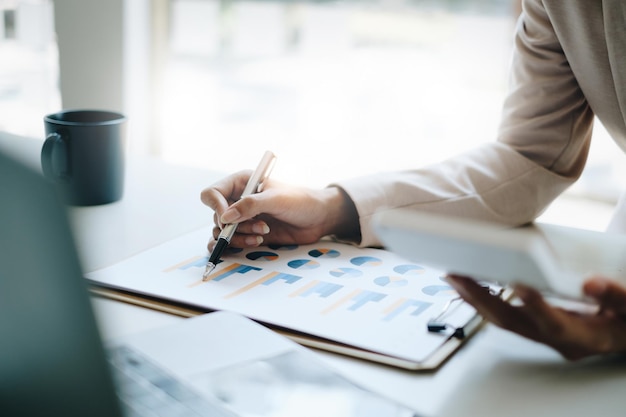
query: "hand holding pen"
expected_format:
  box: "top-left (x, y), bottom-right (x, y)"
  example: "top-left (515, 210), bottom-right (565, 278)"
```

top-left (202, 151), bottom-right (277, 280)
top-left (200, 153), bottom-right (361, 267)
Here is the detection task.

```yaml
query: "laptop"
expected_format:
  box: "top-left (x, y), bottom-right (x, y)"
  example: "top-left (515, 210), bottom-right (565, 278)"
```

top-left (0, 148), bottom-right (417, 417)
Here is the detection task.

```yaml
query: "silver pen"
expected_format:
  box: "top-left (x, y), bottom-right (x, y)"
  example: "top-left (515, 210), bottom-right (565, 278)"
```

top-left (202, 151), bottom-right (277, 280)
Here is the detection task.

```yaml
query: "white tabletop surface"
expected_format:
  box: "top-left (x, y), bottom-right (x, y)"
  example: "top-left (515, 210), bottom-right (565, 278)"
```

top-left (3, 132), bottom-right (625, 417)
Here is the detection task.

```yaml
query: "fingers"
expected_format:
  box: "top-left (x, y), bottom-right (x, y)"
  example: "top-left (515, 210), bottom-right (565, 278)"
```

top-left (220, 195), bottom-right (262, 224)
top-left (210, 220), bottom-right (270, 248)
top-left (449, 275), bottom-right (626, 360)
top-left (202, 175), bottom-right (284, 227)
top-left (207, 234), bottom-right (264, 252)
top-left (202, 171), bottom-right (275, 249)
top-left (447, 276), bottom-right (562, 344)
top-left (200, 170), bottom-right (253, 217)
top-left (512, 284), bottom-right (571, 339)
top-left (220, 186), bottom-right (284, 225)
top-left (447, 275), bottom-right (521, 328)
top-left (583, 276), bottom-right (626, 315)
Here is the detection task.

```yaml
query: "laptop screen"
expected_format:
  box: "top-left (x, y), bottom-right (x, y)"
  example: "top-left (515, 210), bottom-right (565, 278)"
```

top-left (0, 149), bottom-right (123, 417)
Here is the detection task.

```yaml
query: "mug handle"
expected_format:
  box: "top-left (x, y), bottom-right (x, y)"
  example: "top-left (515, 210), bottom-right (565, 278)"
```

top-left (41, 132), bottom-right (70, 180)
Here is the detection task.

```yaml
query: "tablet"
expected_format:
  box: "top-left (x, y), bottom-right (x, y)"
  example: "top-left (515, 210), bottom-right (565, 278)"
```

top-left (373, 209), bottom-right (626, 299)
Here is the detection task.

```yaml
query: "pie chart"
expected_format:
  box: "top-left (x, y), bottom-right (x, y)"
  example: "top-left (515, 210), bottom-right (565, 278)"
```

top-left (422, 285), bottom-right (456, 297)
top-left (308, 248), bottom-right (341, 258)
top-left (393, 264), bottom-right (426, 275)
top-left (287, 259), bottom-right (320, 270)
top-left (245, 251), bottom-right (279, 261)
top-left (374, 275), bottom-right (408, 287)
top-left (329, 267), bottom-right (362, 278)
top-left (350, 256), bottom-right (382, 267)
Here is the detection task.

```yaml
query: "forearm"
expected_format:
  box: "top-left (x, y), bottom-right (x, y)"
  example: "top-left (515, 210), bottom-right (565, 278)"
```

top-left (333, 1), bottom-right (594, 248)
top-left (334, 142), bottom-right (577, 247)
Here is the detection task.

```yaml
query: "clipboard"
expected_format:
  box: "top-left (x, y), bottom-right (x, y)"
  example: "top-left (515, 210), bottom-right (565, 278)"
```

top-left (90, 285), bottom-right (494, 371)
top-left (86, 227), bottom-right (501, 371)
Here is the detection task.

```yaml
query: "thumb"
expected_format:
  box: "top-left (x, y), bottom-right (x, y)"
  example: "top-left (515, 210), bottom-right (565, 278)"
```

top-left (583, 276), bottom-right (626, 314)
top-left (220, 193), bottom-right (267, 224)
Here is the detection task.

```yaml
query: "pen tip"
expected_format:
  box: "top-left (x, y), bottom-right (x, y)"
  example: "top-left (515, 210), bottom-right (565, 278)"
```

top-left (202, 263), bottom-right (216, 281)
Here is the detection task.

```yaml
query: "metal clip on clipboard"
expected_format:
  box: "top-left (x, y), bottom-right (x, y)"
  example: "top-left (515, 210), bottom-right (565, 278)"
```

top-left (427, 284), bottom-right (505, 339)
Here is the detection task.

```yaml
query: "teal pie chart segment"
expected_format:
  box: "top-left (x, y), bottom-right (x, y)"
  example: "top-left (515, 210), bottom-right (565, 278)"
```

top-left (246, 251), bottom-right (279, 261)
top-left (394, 264), bottom-right (426, 275)
top-left (374, 276), bottom-right (409, 288)
top-left (308, 248), bottom-right (341, 258)
top-left (350, 256), bottom-right (382, 267)
top-left (422, 285), bottom-right (456, 297)
top-left (288, 259), bottom-right (320, 270)
top-left (329, 267), bottom-right (363, 278)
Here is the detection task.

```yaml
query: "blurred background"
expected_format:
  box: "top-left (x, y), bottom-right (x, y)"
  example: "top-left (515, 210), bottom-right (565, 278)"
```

top-left (1, 0), bottom-right (623, 229)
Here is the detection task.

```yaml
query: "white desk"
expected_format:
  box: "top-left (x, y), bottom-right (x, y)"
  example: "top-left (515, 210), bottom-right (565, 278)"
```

top-left (3, 133), bottom-right (625, 417)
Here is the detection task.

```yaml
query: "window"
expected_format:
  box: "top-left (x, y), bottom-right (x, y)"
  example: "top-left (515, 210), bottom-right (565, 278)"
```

top-left (157, 0), bottom-right (620, 230)
top-left (160, 0), bottom-right (517, 188)
top-left (2, 0), bottom-right (620, 230)
top-left (0, 0), bottom-right (59, 138)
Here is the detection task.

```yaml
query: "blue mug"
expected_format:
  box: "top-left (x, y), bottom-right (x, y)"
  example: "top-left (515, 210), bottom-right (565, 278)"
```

top-left (41, 109), bottom-right (126, 206)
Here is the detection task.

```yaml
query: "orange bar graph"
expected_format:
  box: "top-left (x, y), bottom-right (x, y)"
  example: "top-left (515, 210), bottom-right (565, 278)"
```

top-left (188, 263), bottom-right (243, 288)
top-left (164, 256), bottom-right (204, 273)
top-left (321, 289), bottom-right (361, 315)
top-left (288, 280), bottom-right (320, 297)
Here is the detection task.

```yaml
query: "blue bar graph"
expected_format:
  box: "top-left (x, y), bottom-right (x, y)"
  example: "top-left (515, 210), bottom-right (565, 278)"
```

top-left (164, 256), bottom-right (209, 272)
top-left (224, 271), bottom-right (303, 299)
top-left (322, 289), bottom-right (386, 314)
top-left (298, 281), bottom-right (343, 298)
top-left (262, 272), bottom-right (302, 286)
top-left (211, 263), bottom-right (262, 282)
top-left (349, 290), bottom-right (386, 310)
top-left (383, 299), bottom-right (432, 321)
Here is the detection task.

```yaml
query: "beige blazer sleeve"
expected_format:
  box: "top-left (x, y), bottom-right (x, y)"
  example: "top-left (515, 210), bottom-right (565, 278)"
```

top-left (334, 0), bottom-right (597, 247)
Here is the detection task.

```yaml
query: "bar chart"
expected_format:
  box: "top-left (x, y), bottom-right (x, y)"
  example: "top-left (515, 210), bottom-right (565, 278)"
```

top-left (87, 227), bottom-right (477, 363)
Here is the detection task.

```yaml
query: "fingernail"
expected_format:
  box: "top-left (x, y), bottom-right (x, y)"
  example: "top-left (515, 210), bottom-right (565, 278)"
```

top-left (245, 235), bottom-right (263, 246)
top-left (512, 284), bottom-right (534, 301)
top-left (253, 222), bottom-right (270, 235)
top-left (446, 275), bottom-right (468, 289)
top-left (221, 208), bottom-right (241, 224)
top-left (584, 278), bottom-right (608, 297)
top-left (446, 275), bottom-right (462, 284)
